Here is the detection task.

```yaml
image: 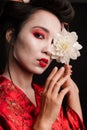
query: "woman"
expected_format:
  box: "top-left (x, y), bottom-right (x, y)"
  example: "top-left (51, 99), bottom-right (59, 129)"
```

top-left (0, 0), bottom-right (86, 130)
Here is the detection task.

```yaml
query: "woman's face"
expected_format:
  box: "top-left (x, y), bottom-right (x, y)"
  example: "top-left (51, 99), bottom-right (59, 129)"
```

top-left (12, 10), bottom-right (61, 74)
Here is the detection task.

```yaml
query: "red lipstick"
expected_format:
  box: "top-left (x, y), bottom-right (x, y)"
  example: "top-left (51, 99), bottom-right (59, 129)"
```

top-left (39, 58), bottom-right (48, 67)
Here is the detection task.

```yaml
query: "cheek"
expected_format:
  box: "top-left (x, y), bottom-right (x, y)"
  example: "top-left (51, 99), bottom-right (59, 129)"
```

top-left (13, 42), bottom-right (35, 63)
top-left (12, 40), bottom-right (28, 62)
top-left (13, 46), bottom-right (32, 70)
top-left (13, 46), bottom-right (24, 62)
top-left (13, 33), bottom-right (42, 61)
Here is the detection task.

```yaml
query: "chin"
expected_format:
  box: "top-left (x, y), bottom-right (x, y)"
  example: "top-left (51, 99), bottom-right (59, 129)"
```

top-left (34, 67), bottom-right (47, 75)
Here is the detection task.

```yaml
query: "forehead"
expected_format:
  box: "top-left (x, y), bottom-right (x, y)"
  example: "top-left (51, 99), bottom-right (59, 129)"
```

top-left (23, 10), bottom-right (61, 36)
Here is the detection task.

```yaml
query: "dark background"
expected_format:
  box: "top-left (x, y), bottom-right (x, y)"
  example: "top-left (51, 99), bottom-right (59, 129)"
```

top-left (69, 2), bottom-right (87, 129)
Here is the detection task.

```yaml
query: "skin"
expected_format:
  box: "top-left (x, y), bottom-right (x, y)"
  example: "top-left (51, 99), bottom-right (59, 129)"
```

top-left (3, 10), bottom-right (83, 130)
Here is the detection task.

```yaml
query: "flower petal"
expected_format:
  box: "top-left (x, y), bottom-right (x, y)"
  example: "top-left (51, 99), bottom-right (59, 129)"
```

top-left (49, 28), bottom-right (83, 64)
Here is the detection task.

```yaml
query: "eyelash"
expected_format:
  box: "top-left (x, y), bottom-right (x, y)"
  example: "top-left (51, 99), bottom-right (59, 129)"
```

top-left (33, 32), bottom-right (45, 39)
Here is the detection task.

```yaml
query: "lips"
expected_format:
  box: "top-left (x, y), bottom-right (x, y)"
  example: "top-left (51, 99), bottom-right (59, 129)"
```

top-left (39, 58), bottom-right (48, 67)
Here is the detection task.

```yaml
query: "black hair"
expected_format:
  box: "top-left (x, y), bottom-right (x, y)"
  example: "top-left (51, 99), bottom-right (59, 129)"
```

top-left (0, 0), bottom-right (75, 74)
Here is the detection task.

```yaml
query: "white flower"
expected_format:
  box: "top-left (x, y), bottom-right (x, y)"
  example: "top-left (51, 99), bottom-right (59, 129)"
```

top-left (50, 28), bottom-right (83, 64)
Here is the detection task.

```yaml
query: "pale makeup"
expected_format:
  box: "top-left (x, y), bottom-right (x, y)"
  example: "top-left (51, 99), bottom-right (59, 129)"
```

top-left (11, 10), bottom-right (62, 75)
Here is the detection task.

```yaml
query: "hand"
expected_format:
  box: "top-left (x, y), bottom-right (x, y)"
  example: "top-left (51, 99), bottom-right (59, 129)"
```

top-left (62, 65), bottom-right (83, 120)
top-left (34, 66), bottom-right (71, 130)
top-left (62, 64), bottom-right (79, 95)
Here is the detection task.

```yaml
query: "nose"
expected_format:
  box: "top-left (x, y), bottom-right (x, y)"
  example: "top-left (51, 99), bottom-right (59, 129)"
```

top-left (42, 39), bottom-right (53, 56)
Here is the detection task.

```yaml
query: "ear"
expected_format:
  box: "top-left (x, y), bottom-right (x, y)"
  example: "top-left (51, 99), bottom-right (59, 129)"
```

top-left (6, 29), bottom-right (14, 43)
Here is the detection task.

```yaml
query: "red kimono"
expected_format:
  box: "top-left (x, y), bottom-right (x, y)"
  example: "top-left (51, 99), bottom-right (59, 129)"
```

top-left (0, 75), bottom-right (86, 130)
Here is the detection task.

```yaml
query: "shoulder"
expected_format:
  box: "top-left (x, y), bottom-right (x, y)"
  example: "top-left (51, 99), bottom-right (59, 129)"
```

top-left (66, 107), bottom-right (86, 129)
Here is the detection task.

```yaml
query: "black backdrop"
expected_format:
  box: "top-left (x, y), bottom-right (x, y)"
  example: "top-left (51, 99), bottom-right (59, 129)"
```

top-left (70, 3), bottom-right (87, 129)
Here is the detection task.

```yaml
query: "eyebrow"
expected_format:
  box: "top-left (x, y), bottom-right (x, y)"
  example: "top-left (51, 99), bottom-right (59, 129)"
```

top-left (32, 26), bottom-right (49, 33)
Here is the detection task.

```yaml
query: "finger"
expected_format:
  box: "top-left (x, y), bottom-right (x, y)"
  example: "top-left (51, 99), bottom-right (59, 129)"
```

top-left (44, 66), bottom-right (58, 92)
top-left (57, 86), bottom-right (70, 102)
top-left (47, 67), bottom-right (65, 93)
top-left (52, 74), bottom-right (70, 96)
top-left (45, 67), bottom-right (65, 94)
top-left (64, 64), bottom-right (72, 76)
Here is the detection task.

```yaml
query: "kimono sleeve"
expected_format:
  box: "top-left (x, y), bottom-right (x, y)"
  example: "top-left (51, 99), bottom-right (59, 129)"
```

top-left (66, 107), bottom-right (86, 130)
